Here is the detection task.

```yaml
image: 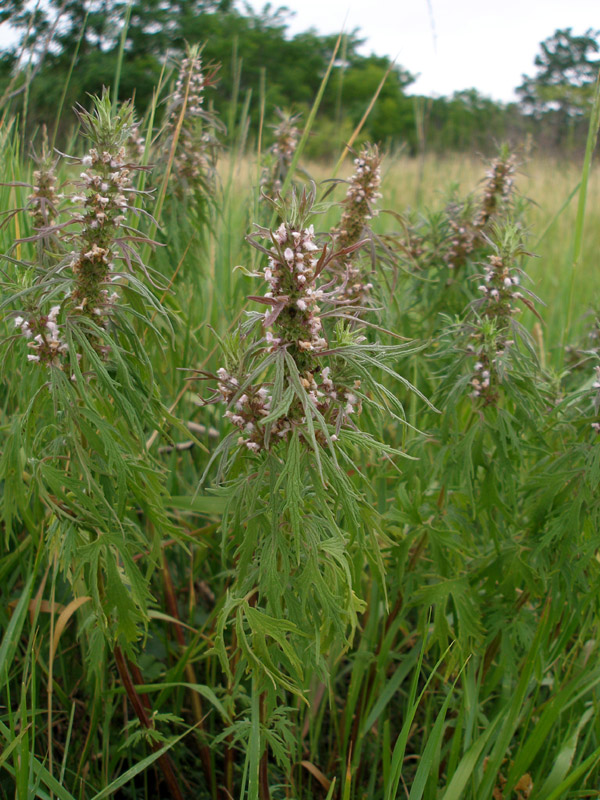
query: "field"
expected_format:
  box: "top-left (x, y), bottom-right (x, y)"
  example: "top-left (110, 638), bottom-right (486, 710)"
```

top-left (1, 64), bottom-right (600, 800)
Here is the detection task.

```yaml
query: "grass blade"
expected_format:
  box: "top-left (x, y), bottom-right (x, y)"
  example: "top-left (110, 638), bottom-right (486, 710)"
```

top-left (565, 65), bottom-right (600, 340)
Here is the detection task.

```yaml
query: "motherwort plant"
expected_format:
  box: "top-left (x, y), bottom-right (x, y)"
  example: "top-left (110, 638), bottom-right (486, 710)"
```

top-left (433, 225), bottom-right (542, 412)
top-left (2, 91), bottom-right (174, 666)
top-left (199, 186), bottom-right (430, 791)
top-left (390, 147), bottom-right (524, 343)
top-left (66, 99), bottom-right (152, 329)
top-left (467, 234), bottom-right (540, 404)
top-left (1, 93), bottom-right (221, 799)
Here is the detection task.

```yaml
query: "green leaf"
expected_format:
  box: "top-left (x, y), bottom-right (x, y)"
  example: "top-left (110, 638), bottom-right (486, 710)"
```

top-left (90, 725), bottom-right (196, 799)
top-left (0, 573), bottom-right (35, 679)
top-left (166, 494), bottom-right (225, 515)
top-left (441, 715), bottom-right (501, 800)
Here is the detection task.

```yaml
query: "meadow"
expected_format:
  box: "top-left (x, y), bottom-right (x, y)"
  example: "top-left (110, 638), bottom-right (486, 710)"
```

top-left (1, 47), bottom-right (600, 800)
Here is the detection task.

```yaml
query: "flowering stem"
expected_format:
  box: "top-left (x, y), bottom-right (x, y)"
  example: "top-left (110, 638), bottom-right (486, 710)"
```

top-left (152, 57), bottom-right (196, 230)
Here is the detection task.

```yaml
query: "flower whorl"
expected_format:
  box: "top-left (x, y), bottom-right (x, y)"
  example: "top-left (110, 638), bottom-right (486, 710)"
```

top-left (260, 110), bottom-right (301, 200)
top-left (68, 145), bottom-right (131, 318)
top-left (164, 45), bottom-right (221, 191)
top-left (477, 253), bottom-right (524, 322)
top-left (28, 156), bottom-right (62, 231)
top-left (474, 152), bottom-right (517, 230)
top-left (262, 222), bottom-right (329, 355)
top-left (468, 245), bottom-right (536, 404)
top-left (331, 145), bottom-right (382, 305)
top-left (333, 145), bottom-right (382, 254)
top-left (14, 305), bottom-right (69, 367)
top-left (445, 206), bottom-right (475, 271)
top-left (214, 196), bottom-right (365, 453)
top-left (168, 49), bottom-right (206, 125)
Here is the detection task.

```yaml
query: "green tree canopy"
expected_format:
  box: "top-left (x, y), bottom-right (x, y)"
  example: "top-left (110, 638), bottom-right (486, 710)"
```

top-left (517, 27), bottom-right (600, 119)
top-left (1, 1), bottom-right (579, 156)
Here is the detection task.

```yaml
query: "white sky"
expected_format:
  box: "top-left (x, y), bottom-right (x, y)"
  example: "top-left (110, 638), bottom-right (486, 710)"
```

top-left (0, 0), bottom-right (598, 101)
top-left (246, 0), bottom-right (600, 101)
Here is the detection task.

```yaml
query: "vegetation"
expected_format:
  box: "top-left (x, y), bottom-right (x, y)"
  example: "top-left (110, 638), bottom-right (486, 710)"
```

top-left (1, 2), bottom-right (599, 156)
top-left (517, 27), bottom-right (600, 150)
top-left (1, 5), bottom-right (600, 800)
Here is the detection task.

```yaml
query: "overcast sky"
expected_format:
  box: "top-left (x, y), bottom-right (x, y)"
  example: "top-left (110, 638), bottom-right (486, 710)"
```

top-left (245, 0), bottom-right (599, 102)
top-left (0, 0), bottom-right (598, 101)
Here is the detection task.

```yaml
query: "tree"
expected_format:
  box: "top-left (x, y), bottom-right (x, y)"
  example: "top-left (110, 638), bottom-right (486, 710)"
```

top-left (1, 0), bottom-right (512, 155)
top-left (518, 28), bottom-right (600, 120)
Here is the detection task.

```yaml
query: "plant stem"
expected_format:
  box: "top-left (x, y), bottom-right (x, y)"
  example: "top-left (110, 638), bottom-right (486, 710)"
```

top-left (259, 691), bottom-right (270, 800)
top-left (113, 645), bottom-right (185, 800)
top-left (162, 554), bottom-right (217, 798)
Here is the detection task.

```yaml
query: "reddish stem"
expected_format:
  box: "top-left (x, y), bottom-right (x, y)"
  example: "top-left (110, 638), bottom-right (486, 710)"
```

top-left (114, 645), bottom-right (184, 800)
top-left (162, 556), bottom-right (216, 796)
top-left (259, 691), bottom-right (271, 800)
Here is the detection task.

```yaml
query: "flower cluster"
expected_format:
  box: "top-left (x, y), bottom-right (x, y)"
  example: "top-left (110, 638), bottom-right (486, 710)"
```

top-left (126, 123), bottom-right (145, 162)
top-left (216, 370), bottom-right (272, 452)
top-left (333, 145), bottom-right (382, 254)
top-left (437, 152), bottom-right (517, 275)
top-left (14, 305), bottom-right (68, 367)
top-left (260, 110), bottom-right (301, 200)
top-left (467, 249), bottom-right (534, 403)
top-left (271, 115), bottom-right (300, 165)
top-left (9, 91), bottom-right (155, 368)
top-left (445, 210), bottom-right (474, 271)
top-left (337, 260), bottom-right (374, 307)
top-left (261, 221), bottom-right (331, 355)
top-left (10, 94), bottom-right (155, 377)
top-left (168, 50), bottom-right (206, 125)
top-left (466, 335), bottom-right (507, 404)
top-left (68, 145), bottom-right (131, 319)
top-left (213, 199), bottom-right (365, 453)
top-left (398, 224), bottom-right (426, 268)
top-left (215, 363), bottom-right (362, 453)
top-left (28, 154), bottom-right (62, 231)
top-left (314, 367), bottom-right (363, 436)
top-left (331, 145), bottom-right (382, 305)
top-left (476, 253), bottom-right (525, 322)
top-left (474, 152), bottom-right (517, 230)
top-left (164, 46), bottom-right (221, 192)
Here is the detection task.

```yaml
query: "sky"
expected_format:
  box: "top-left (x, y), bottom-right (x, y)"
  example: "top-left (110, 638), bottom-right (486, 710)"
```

top-left (0, 0), bottom-right (598, 102)
top-left (245, 0), bottom-right (600, 102)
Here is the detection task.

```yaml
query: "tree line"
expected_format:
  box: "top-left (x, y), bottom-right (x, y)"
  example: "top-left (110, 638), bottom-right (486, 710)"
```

top-left (0, 0), bottom-right (598, 157)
